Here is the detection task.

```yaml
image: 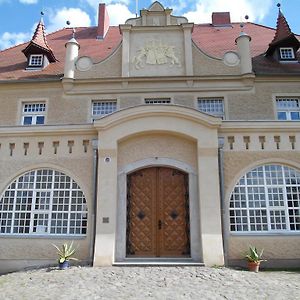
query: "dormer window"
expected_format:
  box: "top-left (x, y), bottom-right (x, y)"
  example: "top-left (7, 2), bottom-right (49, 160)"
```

top-left (29, 55), bottom-right (43, 67)
top-left (279, 47), bottom-right (295, 60)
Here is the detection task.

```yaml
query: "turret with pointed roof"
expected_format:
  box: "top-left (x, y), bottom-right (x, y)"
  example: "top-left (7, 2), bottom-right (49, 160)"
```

top-left (266, 5), bottom-right (300, 56)
top-left (22, 17), bottom-right (56, 63)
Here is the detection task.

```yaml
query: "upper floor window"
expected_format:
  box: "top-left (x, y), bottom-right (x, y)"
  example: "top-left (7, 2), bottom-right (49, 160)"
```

top-left (29, 54), bottom-right (43, 67)
top-left (197, 98), bottom-right (224, 118)
top-left (22, 102), bottom-right (46, 125)
top-left (0, 169), bottom-right (88, 236)
top-left (276, 98), bottom-right (300, 120)
top-left (230, 164), bottom-right (300, 233)
top-left (145, 98), bottom-right (171, 104)
top-left (279, 48), bottom-right (295, 60)
top-left (92, 100), bottom-right (117, 118)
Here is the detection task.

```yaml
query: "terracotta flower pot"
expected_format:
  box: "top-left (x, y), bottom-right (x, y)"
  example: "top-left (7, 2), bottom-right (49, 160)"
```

top-left (248, 261), bottom-right (260, 272)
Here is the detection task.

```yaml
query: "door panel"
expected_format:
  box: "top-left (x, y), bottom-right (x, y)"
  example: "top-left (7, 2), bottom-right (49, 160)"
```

top-left (126, 167), bottom-right (190, 257)
top-left (158, 168), bottom-right (190, 256)
top-left (126, 168), bottom-right (157, 256)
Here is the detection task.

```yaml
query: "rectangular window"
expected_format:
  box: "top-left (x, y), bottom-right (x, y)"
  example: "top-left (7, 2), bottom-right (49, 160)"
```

top-left (276, 98), bottom-right (300, 120)
top-left (145, 98), bottom-right (171, 104)
top-left (22, 102), bottom-right (46, 125)
top-left (279, 48), bottom-right (295, 60)
top-left (29, 55), bottom-right (43, 67)
top-left (92, 100), bottom-right (117, 118)
top-left (197, 98), bottom-right (224, 118)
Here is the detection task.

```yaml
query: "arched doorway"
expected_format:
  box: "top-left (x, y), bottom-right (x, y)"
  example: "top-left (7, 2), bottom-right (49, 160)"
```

top-left (126, 167), bottom-right (190, 257)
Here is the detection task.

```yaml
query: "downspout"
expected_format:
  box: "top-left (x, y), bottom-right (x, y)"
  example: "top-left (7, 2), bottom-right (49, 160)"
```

top-left (218, 137), bottom-right (228, 266)
top-left (90, 138), bottom-right (99, 266)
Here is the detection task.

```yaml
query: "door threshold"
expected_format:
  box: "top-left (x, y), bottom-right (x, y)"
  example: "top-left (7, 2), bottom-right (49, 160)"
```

top-left (113, 258), bottom-right (204, 266)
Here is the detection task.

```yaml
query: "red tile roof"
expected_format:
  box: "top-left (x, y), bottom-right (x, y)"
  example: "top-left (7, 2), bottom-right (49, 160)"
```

top-left (22, 19), bottom-right (57, 63)
top-left (0, 21), bottom-right (299, 81)
top-left (271, 11), bottom-right (293, 45)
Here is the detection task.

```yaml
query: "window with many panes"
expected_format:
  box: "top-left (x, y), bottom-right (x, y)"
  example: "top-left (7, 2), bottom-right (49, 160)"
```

top-left (279, 48), bottom-right (295, 60)
top-left (145, 98), bottom-right (171, 104)
top-left (29, 54), bottom-right (43, 67)
top-left (0, 169), bottom-right (87, 236)
top-left (276, 98), bottom-right (300, 120)
top-left (229, 164), bottom-right (300, 233)
top-left (92, 100), bottom-right (117, 118)
top-left (22, 102), bottom-right (46, 125)
top-left (197, 98), bottom-right (224, 118)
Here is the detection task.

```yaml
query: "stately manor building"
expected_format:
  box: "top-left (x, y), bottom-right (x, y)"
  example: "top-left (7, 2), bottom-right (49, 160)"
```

top-left (0, 2), bottom-right (299, 273)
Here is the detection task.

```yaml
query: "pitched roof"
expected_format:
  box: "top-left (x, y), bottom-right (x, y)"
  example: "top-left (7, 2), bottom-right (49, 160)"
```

top-left (266, 9), bottom-right (300, 56)
top-left (0, 21), bottom-right (299, 81)
top-left (22, 19), bottom-right (56, 63)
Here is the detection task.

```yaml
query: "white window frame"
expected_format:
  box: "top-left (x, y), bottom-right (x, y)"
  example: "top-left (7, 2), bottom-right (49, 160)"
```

top-left (22, 102), bottom-right (46, 125)
top-left (145, 98), bottom-right (171, 104)
top-left (0, 169), bottom-right (88, 236)
top-left (276, 97), bottom-right (300, 121)
top-left (197, 98), bottom-right (225, 119)
top-left (92, 100), bottom-right (117, 119)
top-left (29, 54), bottom-right (44, 67)
top-left (279, 47), bottom-right (295, 60)
top-left (229, 164), bottom-right (300, 234)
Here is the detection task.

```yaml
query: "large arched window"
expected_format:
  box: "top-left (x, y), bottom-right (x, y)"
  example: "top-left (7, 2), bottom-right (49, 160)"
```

top-left (0, 169), bottom-right (87, 236)
top-left (229, 164), bottom-right (300, 233)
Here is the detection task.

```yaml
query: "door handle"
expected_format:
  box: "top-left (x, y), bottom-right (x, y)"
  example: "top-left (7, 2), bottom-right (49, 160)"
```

top-left (158, 219), bottom-right (163, 230)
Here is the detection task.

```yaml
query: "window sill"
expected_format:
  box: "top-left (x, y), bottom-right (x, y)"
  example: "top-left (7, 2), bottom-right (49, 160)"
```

top-left (230, 232), bottom-right (300, 237)
top-left (0, 234), bottom-right (87, 239)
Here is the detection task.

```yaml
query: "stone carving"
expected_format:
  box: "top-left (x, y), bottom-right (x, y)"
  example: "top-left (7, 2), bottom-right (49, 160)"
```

top-left (133, 40), bottom-right (181, 69)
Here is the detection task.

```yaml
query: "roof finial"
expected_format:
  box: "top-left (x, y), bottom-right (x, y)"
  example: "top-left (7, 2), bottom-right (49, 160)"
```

top-left (277, 3), bottom-right (281, 11)
top-left (240, 15), bottom-right (249, 33)
top-left (66, 20), bottom-right (76, 39)
top-left (40, 10), bottom-right (44, 22)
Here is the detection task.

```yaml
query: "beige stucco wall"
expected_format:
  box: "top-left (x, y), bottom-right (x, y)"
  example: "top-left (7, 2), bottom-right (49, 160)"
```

top-left (228, 81), bottom-right (300, 120)
top-left (0, 82), bottom-right (91, 126)
top-left (228, 236), bottom-right (300, 260)
top-left (75, 45), bottom-right (122, 79)
top-left (192, 44), bottom-right (240, 76)
top-left (0, 132), bottom-right (96, 269)
top-left (118, 133), bottom-right (197, 170)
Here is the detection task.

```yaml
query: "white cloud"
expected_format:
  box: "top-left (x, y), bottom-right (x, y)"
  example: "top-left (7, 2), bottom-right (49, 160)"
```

top-left (0, 31), bottom-right (31, 50)
top-left (19, 0), bottom-right (38, 4)
top-left (106, 3), bottom-right (135, 25)
top-left (47, 7), bottom-right (91, 33)
top-left (83, 0), bottom-right (130, 8)
top-left (183, 0), bottom-right (273, 23)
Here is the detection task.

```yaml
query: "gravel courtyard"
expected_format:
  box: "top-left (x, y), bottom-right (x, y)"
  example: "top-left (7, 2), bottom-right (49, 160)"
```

top-left (0, 266), bottom-right (299, 300)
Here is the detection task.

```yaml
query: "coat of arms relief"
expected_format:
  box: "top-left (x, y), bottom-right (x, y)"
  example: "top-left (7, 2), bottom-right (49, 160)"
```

top-left (133, 40), bottom-right (181, 69)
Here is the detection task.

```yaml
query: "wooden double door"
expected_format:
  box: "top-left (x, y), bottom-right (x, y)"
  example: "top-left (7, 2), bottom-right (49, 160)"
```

top-left (126, 167), bottom-right (190, 257)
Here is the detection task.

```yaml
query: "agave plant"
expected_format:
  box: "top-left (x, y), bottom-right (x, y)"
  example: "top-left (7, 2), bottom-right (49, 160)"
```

top-left (53, 241), bottom-right (78, 264)
top-left (245, 246), bottom-right (266, 263)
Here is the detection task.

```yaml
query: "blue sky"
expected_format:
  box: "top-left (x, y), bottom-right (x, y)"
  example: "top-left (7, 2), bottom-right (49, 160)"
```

top-left (0, 0), bottom-right (299, 50)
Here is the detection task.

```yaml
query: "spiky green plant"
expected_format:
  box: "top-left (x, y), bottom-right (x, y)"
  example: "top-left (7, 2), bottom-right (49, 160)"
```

top-left (53, 241), bottom-right (78, 263)
top-left (245, 246), bottom-right (266, 263)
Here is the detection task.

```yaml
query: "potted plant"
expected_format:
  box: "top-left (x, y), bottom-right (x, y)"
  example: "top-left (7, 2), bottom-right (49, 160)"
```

top-left (245, 245), bottom-right (266, 272)
top-left (53, 241), bottom-right (78, 270)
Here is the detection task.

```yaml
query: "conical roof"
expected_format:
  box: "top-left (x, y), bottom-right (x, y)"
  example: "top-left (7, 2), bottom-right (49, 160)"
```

top-left (266, 8), bottom-right (299, 55)
top-left (22, 18), bottom-right (56, 62)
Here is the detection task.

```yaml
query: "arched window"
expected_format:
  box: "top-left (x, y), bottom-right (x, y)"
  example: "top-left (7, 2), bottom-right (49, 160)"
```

top-left (229, 164), bottom-right (300, 233)
top-left (0, 169), bottom-right (87, 236)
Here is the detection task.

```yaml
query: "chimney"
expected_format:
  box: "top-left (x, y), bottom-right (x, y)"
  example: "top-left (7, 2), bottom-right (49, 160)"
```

top-left (97, 3), bottom-right (110, 39)
top-left (212, 12), bottom-right (231, 27)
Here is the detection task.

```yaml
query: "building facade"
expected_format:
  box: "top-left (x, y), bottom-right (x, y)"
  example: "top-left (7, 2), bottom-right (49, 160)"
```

top-left (0, 2), bottom-right (299, 273)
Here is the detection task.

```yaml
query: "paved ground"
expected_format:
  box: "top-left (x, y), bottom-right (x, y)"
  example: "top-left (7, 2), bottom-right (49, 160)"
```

top-left (0, 266), bottom-right (299, 300)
